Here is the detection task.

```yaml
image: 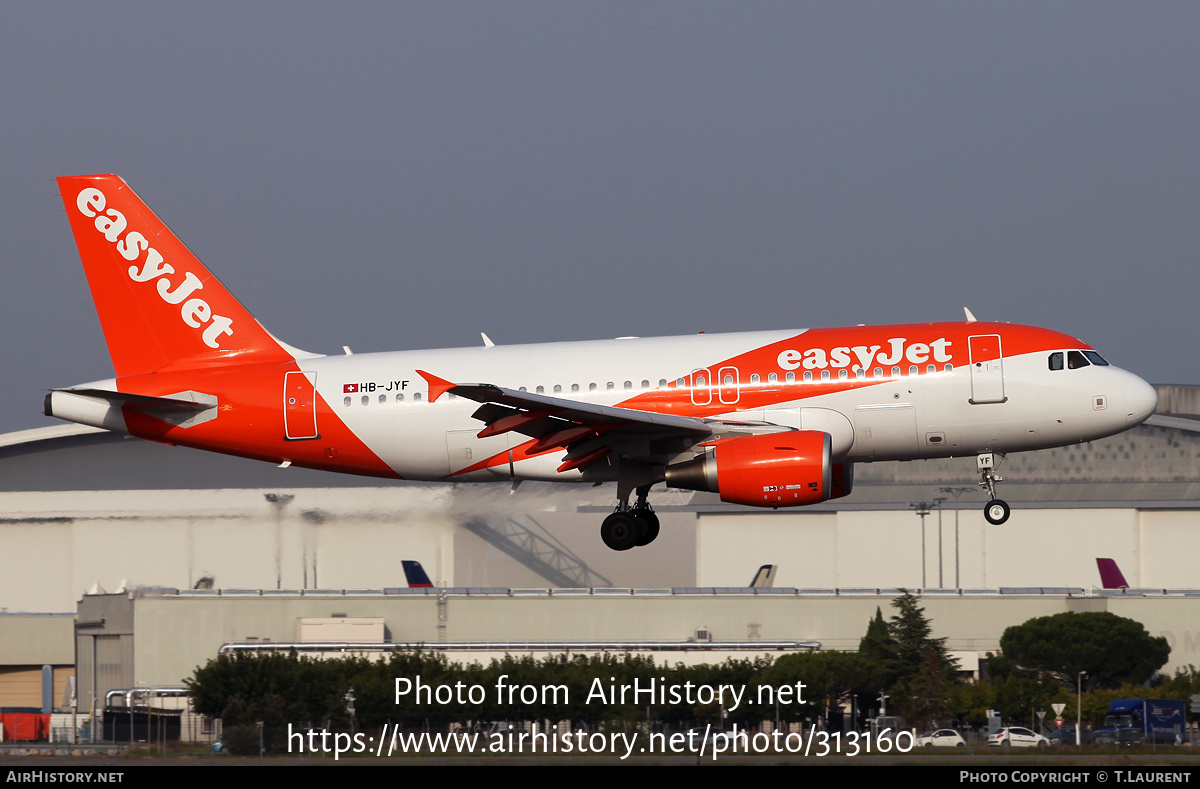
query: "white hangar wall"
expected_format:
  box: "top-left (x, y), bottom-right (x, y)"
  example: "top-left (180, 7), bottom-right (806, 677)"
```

top-left (695, 508), bottom-right (1200, 590)
top-left (0, 487), bottom-right (459, 612)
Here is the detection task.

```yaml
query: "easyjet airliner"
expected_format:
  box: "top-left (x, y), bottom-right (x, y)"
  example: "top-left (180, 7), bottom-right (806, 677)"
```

top-left (45, 175), bottom-right (1158, 551)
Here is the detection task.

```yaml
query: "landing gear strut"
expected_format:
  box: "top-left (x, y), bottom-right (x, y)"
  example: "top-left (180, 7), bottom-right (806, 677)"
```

top-left (600, 484), bottom-right (660, 551)
top-left (978, 453), bottom-right (1010, 525)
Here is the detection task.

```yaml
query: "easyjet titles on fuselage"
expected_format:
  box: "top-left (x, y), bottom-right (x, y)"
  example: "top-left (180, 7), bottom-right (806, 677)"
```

top-left (74, 187), bottom-right (235, 349)
top-left (775, 337), bottom-right (954, 371)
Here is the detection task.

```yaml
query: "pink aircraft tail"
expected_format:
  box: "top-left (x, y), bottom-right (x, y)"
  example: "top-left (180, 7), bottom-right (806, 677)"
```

top-left (1096, 558), bottom-right (1130, 589)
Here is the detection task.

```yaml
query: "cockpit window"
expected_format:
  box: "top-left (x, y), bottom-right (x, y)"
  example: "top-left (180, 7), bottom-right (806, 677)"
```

top-left (1083, 350), bottom-right (1109, 366)
top-left (1048, 352), bottom-right (1063, 371)
top-left (1067, 350), bottom-right (1090, 369)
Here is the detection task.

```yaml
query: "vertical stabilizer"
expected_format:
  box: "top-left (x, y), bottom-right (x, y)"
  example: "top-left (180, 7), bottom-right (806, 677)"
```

top-left (402, 560), bottom-right (434, 588)
top-left (1096, 558), bottom-right (1130, 589)
top-left (749, 564), bottom-right (777, 588)
top-left (57, 174), bottom-right (295, 377)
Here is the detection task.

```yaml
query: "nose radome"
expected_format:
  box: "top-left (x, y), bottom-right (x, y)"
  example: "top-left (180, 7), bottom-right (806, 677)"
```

top-left (1124, 374), bottom-right (1157, 424)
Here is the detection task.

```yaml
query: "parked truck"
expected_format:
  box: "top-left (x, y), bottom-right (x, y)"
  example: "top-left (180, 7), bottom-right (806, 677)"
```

top-left (1100, 699), bottom-right (1186, 745)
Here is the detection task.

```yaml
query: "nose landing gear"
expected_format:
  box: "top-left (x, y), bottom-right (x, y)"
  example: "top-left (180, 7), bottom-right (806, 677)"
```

top-left (978, 453), bottom-right (1010, 525)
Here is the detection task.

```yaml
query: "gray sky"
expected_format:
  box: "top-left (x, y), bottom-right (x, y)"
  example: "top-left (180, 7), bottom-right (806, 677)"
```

top-left (3, 2), bottom-right (1198, 435)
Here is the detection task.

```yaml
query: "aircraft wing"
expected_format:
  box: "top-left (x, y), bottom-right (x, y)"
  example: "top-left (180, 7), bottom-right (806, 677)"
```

top-left (418, 370), bottom-right (716, 472)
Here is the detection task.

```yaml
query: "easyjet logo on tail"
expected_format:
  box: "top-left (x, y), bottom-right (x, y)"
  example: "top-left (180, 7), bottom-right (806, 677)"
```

top-left (75, 188), bottom-right (234, 349)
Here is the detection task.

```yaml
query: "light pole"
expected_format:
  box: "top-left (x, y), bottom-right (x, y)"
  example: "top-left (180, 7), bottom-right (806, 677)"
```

top-left (939, 486), bottom-right (974, 588)
top-left (1077, 671), bottom-right (1087, 747)
top-left (910, 502), bottom-right (931, 588)
top-left (264, 493), bottom-right (294, 589)
top-left (933, 497), bottom-right (947, 587)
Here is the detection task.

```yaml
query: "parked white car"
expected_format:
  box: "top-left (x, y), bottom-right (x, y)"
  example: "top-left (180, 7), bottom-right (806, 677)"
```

top-left (988, 727), bottom-right (1049, 748)
top-left (916, 729), bottom-right (966, 748)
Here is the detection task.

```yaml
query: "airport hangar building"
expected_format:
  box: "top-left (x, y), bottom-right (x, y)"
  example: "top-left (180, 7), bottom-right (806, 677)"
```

top-left (2, 384), bottom-right (1200, 714)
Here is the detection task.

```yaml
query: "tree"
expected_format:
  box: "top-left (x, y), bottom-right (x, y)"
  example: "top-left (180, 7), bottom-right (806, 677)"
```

top-left (888, 591), bottom-right (954, 678)
top-left (861, 591), bottom-right (959, 727)
top-left (859, 607), bottom-right (895, 664)
top-left (999, 611), bottom-right (1170, 689)
top-left (763, 651), bottom-right (884, 726)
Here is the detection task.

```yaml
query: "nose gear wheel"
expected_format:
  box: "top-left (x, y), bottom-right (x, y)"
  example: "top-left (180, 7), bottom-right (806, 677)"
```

top-left (978, 453), bottom-right (1010, 525)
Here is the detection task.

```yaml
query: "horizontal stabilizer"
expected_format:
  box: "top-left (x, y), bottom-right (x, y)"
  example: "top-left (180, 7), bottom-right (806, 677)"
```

top-left (56, 388), bottom-right (213, 411)
top-left (45, 387), bottom-right (218, 431)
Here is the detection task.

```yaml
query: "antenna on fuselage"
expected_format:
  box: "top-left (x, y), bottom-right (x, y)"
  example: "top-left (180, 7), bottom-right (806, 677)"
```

top-left (963, 307), bottom-right (978, 322)
top-left (481, 332), bottom-right (496, 348)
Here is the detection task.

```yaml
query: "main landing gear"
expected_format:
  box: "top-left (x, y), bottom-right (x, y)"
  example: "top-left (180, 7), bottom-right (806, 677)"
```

top-left (978, 453), bottom-right (1010, 525)
top-left (600, 485), bottom-right (660, 551)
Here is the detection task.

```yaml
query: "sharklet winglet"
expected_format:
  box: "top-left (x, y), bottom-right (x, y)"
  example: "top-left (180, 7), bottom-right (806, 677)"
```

top-left (416, 370), bottom-right (457, 403)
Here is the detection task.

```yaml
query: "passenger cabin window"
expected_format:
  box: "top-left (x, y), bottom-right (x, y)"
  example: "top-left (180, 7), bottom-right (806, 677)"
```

top-left (379, 394), bottom-right (386, 404)
top-left (553, 385), bottom-right (562, 393)
top-left (343, 396), bottom-right (351, 407)
top-left (361, 395), bottom-right (369, 406)
top-left (571, 384), bottom-right (580, 393)
top-left (750, 373), bottom-right (760, 384)
top-left (786, 372), bottom-right (795, 382)
top-left (1049, 352), bottom-right (1064, 371)
top-left (1067, 350), bottom-right (1090, 369)
top-left (396, 393), bottom-right (404, 402)
top-left (803, 371), bottom-right (812, 382)
top-left (768, 373), bottom-right (778, 383)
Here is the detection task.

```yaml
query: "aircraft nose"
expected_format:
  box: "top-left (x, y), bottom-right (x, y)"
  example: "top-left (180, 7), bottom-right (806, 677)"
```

top-left (1123, 374), bottom-right (1157, 424)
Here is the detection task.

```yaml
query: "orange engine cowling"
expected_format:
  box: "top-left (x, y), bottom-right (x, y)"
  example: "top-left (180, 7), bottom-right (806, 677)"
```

top-left (665, 430), bottom-right (834, 507)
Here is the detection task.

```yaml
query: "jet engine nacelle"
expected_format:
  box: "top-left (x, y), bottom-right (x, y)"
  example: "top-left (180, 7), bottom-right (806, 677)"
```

top-left (830, 461), bottom-right (854, 500)
top-left (665, 430), bottom-right (836, 507)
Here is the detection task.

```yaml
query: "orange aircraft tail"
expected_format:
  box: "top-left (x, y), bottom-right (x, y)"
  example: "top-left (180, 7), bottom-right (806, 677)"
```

top-left (57, 174), bottom-right (295, 377)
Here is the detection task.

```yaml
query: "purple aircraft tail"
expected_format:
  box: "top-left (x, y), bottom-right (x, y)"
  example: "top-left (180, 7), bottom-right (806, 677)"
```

top-left (1096, 558), bottom-right (1130, 589)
